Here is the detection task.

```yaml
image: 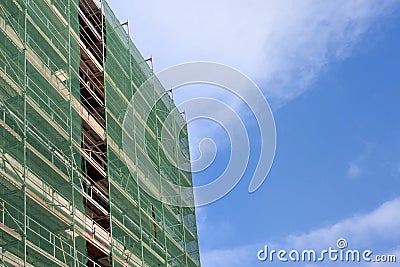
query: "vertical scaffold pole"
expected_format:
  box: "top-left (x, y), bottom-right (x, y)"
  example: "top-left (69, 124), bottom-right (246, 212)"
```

top-left (23, 0), bottom-right (28, 266)
top-left (101, 1), bottom-right (113, 265)
top-left (67, 0), bottom-right (77, 266)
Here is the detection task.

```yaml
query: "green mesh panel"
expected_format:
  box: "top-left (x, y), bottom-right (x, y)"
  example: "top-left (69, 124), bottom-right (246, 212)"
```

top-left (0, 0), bottom-right (200, 266)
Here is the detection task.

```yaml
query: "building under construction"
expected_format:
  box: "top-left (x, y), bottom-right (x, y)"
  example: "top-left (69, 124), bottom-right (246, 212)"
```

top-left (0, 0), bottom-right (201, 266)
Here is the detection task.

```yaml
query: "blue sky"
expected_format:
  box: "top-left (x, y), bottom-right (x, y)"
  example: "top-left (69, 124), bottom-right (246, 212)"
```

top-left (110, 1), bottom-right (400, 266)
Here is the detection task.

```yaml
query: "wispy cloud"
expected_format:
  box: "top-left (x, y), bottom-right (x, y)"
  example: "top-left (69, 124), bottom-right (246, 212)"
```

top-left (346, 142), bottom-right (375, 178)
top-left (347, 162), bottom-right (362, 178)
top-left (117, 0), bottom-right (400, 167)
top-left (121, 0), bottom-right (400, 105)
top-left (200, 198), bottom-right (400, 266)
top-left (287, 197), bottom-right (400, 249)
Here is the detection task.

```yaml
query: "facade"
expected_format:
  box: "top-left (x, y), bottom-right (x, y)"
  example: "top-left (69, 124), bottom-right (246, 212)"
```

top-left (0, 0), bottom-right (200, 266)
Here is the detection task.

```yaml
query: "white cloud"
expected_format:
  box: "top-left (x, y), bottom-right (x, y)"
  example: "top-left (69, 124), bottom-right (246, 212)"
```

top-left (287, 197), bottom-right (400, 249)
top-left (346, 142), bottom-right (375, 178)
top-left (113, 0), bottom-right (400, 169)
top-left (199, 198), bottom-right (400, 266)
top-left (114, 0), bottom-right (400, 105)
top-left (347, 162), bottom-right (362, 178)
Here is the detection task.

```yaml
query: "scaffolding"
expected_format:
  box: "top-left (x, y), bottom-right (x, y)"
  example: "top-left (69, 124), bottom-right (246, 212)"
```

top-left (0, 0), bottom-right (201, 266)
